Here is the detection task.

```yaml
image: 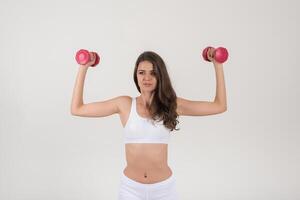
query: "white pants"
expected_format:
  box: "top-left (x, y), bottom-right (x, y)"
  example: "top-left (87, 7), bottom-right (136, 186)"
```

top-left (118, 171), bottom-right (179, 200)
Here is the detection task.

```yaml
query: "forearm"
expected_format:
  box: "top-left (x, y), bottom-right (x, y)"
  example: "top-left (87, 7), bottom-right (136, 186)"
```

top-left (213, 63), bottom-right (227, 109)
top-left (71, 66), bottom-right (88, 113)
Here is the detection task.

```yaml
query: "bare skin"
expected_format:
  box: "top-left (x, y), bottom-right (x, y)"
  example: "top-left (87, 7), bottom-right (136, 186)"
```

top-left (118, 95), bottom-right (172, 184)
top-left (71, 54), bottom-right (227, 184)
top-left (116, 60), bottom-right (171, 184)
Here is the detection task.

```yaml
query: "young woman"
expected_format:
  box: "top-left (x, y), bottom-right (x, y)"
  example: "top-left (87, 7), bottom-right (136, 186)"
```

top-left (71, 50), bottom-right (227, 200)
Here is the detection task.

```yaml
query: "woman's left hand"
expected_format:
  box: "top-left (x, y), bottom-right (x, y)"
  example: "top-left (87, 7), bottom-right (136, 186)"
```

top-left (207, 47), bottom-right (221, 65)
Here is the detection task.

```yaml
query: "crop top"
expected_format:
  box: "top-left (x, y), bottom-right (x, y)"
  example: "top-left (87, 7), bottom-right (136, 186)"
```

top-left (123, 97), bottom-right (171, 144)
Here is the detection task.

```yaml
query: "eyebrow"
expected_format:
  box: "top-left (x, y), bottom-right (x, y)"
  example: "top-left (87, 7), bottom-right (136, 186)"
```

top-left (138, 69), bottom-right (154, 72)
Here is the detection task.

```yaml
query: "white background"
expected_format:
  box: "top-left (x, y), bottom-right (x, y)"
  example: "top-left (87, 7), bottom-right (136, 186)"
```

top-left (0, 0), bottom-right (299, 199)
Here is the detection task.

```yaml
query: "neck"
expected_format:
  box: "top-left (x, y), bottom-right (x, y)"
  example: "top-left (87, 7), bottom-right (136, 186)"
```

top-left (139, 92), bottom-right (155, 107)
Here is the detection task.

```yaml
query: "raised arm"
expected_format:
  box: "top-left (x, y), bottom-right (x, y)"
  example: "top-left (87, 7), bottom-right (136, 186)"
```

top-left (70, 65), bottom-right (123, 117)
top-left (176, 60), bottom-right (227, 116)
top-left (71, 66), bottom-right (88, 114)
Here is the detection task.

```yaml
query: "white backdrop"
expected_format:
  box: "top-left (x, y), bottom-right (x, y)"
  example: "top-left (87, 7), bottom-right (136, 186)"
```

top-left (1, 0), bottom-right (299, 199)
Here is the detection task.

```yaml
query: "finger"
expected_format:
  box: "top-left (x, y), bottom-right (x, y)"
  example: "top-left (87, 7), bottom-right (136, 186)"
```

top-left (91, 53), bottom-right (94, 61)
top-left (209, 48), bottom-right (213, 58)
top-left (209, 48), bottom-right (215, 60)
top-left (208, 49), bottom-right (213, 60)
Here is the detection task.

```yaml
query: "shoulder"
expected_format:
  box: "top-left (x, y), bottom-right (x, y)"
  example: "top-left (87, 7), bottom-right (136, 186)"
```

top-left (116, 95), bottom-right (132, 113)
top-left (117, 95), bottom-right (132, 104)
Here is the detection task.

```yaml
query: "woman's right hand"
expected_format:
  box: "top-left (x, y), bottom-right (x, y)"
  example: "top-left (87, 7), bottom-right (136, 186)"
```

top-left (80, 52), bottom-right (97, 68)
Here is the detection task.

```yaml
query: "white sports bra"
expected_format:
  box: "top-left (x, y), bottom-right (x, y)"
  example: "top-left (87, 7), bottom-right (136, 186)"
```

top-left (123, 97), bottom-right (171, 144)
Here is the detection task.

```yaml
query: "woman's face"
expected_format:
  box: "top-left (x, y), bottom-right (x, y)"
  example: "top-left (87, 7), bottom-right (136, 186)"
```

top-left (137, 60), bottom-right (157, 92)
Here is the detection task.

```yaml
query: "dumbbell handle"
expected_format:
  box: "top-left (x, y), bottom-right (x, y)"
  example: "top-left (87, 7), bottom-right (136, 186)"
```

top-left (202, 46), bottom-right (228, 63)
top-left (75, 49), bottom-right (100, 67)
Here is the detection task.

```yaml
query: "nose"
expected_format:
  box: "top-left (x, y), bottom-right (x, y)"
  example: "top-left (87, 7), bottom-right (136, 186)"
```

top-left (144, 74), bottom-right (152, 80)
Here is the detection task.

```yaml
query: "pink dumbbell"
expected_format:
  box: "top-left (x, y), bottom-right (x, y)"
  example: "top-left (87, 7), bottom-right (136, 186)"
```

top-left (75, 49), bottom-right (100, 67)
top-left (202, 46), bottom-right (228, 63)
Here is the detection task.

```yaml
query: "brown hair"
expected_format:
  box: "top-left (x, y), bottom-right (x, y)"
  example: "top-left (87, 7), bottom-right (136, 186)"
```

top-left (133, 51), bottom-right (180, 132)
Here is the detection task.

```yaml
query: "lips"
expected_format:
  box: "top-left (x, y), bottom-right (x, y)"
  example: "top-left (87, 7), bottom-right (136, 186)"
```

top-left (143, 83), bottom-right (152, 86)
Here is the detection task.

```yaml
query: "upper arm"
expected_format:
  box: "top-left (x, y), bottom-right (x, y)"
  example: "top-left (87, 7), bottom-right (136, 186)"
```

top-left (71, 95), bottom-right (129, 117)
top-left (176, 97), bottom-right (227, 116)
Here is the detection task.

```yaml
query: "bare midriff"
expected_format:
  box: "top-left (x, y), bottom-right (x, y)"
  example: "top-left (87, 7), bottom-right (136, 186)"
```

top-left (123, 143), bottom-right (172, 184)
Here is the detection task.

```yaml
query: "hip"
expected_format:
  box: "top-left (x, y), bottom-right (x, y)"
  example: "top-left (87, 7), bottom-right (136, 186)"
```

top-left (118, 169), bottom-right (178, 200)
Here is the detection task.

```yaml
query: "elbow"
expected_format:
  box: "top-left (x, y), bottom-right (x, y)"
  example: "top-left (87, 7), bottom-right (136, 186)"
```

top-left (71, 105), bottom-right (83, 116)
top-left (217, 104), bottom-right (227, 113)
top-left (71, 108), bottom-right (80, 116)
top-left (215, 101), bottom-right (227, 113)
top-left (71, 110), bottom-right (77, 116)
top-left (220, 106), bottom-right (227, 113)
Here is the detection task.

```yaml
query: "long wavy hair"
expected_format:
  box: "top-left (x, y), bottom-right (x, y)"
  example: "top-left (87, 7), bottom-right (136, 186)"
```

top-left (133, 51), bottom-right (180, 132)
